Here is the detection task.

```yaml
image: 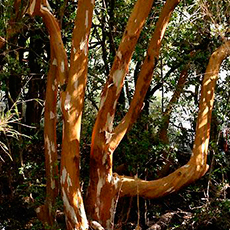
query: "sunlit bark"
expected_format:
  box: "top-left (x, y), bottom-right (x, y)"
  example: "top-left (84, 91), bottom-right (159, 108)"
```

top-left (86, 0), bottom-right (180, 228)
top-left (26, 0), bottom-right (230, 228)
top-left (27, 0), bottom-right (67, 227)
top-left (109, 0), bottom-right (181, 152)
top-left (86, 0), bottom-right (155, 227)
top-left (36, 48), bottom-right (59, 226)
top-left (118, 41), bottom-right (230, 199)
top-left (0, 37), bottom-right (5, 50)
top-left (28, 0), bottom-right (94, 229)
top-left (60, 0), bottom-right (94, 229)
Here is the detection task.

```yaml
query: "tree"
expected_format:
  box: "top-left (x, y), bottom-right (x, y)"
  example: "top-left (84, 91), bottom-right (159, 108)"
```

top-left (3, 0), bottom-right (229, 229)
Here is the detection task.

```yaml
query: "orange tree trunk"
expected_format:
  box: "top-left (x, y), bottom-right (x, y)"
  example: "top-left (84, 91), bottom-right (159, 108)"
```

top-left (27, 0), bottom-right (94, 229)
top-left (86, 0), bottom-right (180, 228)
top-left (118, 40), bottom-right (230, 198)
top-left (35, 47), bottom-right (59, 226)
top-left (27, 0), bottom-right (230, 229)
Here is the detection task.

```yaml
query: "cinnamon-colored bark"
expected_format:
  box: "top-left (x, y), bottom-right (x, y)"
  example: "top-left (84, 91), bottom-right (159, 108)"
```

top-left (36, 48), bottom-right (59, 226)
top-left (26, 0), bottom-right (230, 229)
top-left (27, 0), bottom-right (94, 229)
top-left (109, 0), bottom-right (181, 152)
top-left (60, 1), bottom-right (94, 229)
top-left (86, 0), bottom-right (155, 227)
top-left (86, 0), bottom-right (180, 228)
top-left (119, 41), bottom-right (230, 199)
top-left (27, 1), bottom-right (68, 227)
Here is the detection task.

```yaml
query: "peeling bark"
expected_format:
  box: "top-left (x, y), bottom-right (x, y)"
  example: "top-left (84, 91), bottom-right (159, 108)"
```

top-left (26, 0), bottom-right (230, 228)
top-left (86, 0), bottom-right (180, 228)
top-left (109, 0), bottom-right (180, 152)
top-left (118, 41), bottom-right (230, 199)
top-left (87, 0), bottom-right (155, 227)
top-left (35, 47), bottom-right (59, 226)
top-left (28, 0), bottom-right (94, 229)
top-left (60, 1), bottom-right (94, 228)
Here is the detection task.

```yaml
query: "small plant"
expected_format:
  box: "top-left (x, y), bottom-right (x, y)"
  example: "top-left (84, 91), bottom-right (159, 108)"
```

top-left (0, 109), bottom-right (30, 162)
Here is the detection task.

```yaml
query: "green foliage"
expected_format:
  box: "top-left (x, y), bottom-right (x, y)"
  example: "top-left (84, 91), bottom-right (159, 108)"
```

top-left (114, 112), bottom-right (180, 179)
top-left (0, 0), bottom-right (15, 37)
top-left (0, 108), bottom-right (29, 161)
top-left (0, 0), bottom-right (230, 229)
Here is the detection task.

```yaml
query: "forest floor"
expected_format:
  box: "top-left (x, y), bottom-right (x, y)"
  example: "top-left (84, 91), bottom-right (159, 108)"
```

top-left (0, 139), bottom-right (230, 230)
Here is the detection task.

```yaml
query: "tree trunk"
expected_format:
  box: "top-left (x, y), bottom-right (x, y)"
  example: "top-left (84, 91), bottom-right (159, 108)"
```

top-left (27, 0), bottom-right (230, 229)
top-left (118, 40), bottom-right (230, 199)
top-left (86, 0), bottom-right (180, 228)
top-left (36, 48), bottom-right (59, 227)
top-left (27, 0), bottom-right (92, 228)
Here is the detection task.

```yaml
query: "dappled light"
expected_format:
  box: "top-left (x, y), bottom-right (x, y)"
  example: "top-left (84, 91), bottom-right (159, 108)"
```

top-left (1, 0), bottom-right (230, 229)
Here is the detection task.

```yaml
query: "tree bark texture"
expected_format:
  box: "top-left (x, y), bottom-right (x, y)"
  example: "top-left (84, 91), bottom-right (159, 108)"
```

top-left (86, 0), bottom-right (180, 228)
top-left (28, 0), bottom-right (94, 229)
top-left (26, 0), bottom-right (230, 228)
top-left (118, 41), bottom-right (230, 198)
top-left (36, 47), bottom-right (59, 226)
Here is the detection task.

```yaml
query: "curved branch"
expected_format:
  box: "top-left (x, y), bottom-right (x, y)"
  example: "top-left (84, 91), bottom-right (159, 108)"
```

top-left (27, 0), bottom-right (66, 226)
top-left (27, 0), bottom-right (93, 228)
top-left (86, 0), bottom-right (155, 226)
top-left (27, 0), bottom-right (68, 86)
top-left (118, 41), bottom-right (230, 199)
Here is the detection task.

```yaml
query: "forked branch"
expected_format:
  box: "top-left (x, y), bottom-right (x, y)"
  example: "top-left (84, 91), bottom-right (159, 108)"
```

top-left (108, 0), bottom-right (181, 152)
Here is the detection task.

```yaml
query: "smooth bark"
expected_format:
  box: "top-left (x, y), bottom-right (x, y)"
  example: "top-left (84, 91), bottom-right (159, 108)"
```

top-left (36, 48), bottom-right (59, 226)
top-left (60, 0), bottom-right (94, 229)
top-left (86, 0), bottom-right (180, 228)
top-left (26, 0), bottom-right (230, 229)
top-left (28, 0), bottom-right (94, 228)
top-left (119, 41), bottom-right (230, 199)
top-left (86, 0), bottom-right (155, 227)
